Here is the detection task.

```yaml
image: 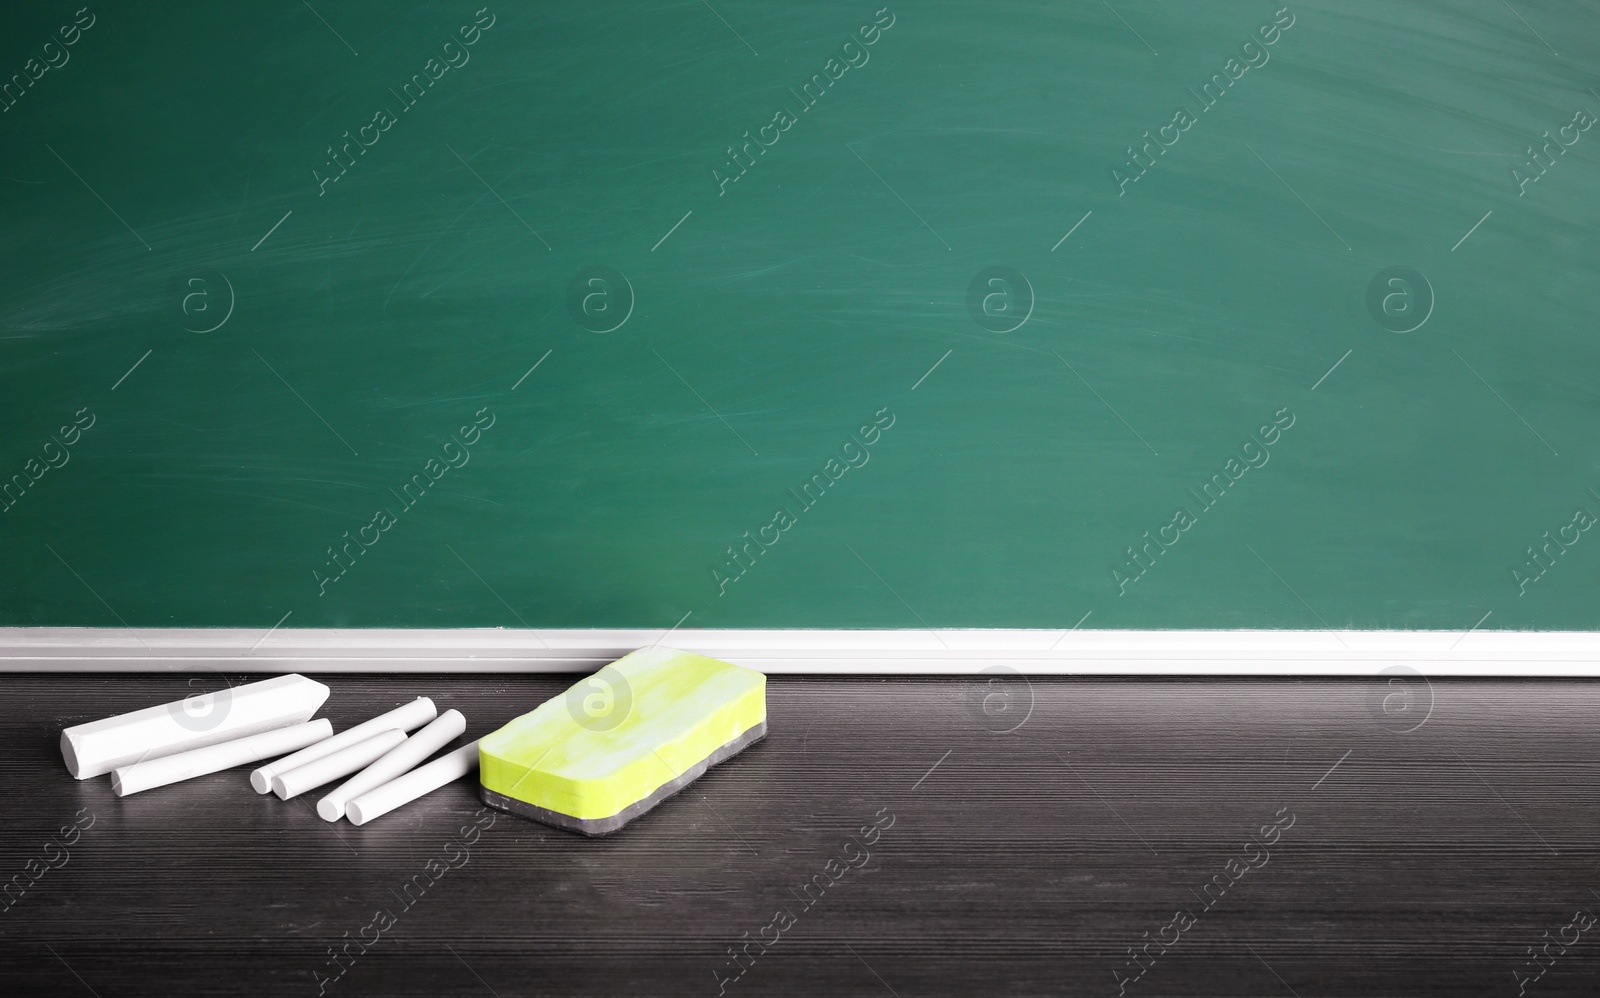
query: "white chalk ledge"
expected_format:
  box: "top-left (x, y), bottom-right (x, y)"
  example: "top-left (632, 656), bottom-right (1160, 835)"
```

top-left (2, 627), bottom-right (1598, 676)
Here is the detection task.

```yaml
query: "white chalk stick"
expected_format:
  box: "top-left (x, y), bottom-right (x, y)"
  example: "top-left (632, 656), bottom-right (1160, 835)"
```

top-left (248, 696), bottom-right (436, 794)
top-left (346, 740), bottom-right (480, 826)
top-left (317, 710), bottom-right (467, 822)
top-left (272, 728), bottom-right (407, 800)
top-left (110, 719), bottom-right (332, 797)
top-left (61, 674), bottom-right (331, 780)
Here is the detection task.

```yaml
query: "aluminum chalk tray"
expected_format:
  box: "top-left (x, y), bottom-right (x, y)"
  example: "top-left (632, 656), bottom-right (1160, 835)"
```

top-left (478, 647), bottom-right (767, 836)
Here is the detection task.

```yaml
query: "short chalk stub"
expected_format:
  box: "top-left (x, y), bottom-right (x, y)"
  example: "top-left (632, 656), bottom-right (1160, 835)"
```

top-left (477, 647), bottom-right (767, 836)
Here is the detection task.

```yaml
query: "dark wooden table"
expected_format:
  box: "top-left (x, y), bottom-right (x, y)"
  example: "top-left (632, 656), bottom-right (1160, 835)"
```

top-left (2, 673), bottom-right (1597, 996)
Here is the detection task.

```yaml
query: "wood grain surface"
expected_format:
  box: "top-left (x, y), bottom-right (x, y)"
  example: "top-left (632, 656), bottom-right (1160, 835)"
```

top-left (2, 673), bottom-right (1598, 996)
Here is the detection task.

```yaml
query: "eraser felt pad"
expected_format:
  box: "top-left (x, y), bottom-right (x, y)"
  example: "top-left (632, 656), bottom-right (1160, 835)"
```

top-left (478, 647), bottom-right (766, 836)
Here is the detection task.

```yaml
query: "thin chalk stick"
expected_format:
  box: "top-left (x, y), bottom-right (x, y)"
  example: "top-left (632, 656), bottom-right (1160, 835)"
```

top-left (346, 740), bottom-right (479, 826)
top-left (273, 728), bottom-right (408, 800)
top-left (317, 710), bottom-right (467, 822)
top-left (249, 696), bottom-right (435, 793)
top-left (61, 674), bottom-right (330, 779)
top-left (111, 719), bottom-right (332, 797)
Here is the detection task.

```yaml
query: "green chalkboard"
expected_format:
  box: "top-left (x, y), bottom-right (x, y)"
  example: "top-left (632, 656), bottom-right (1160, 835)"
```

top-left (4, 1), bottom-right (1600, 631)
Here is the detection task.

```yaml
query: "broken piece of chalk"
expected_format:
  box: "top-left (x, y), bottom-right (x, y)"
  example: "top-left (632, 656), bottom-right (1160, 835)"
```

top-left (111, 719), bottom-right (332, 796)
top-left (346, 741), bottom-right (479, 826)
top-left (272, 728), bottom-right (407, 800)
top-left (316, 709), bottom-right (467, 822)
top-left (477, 647), bottom-right (766, 836)
top-left (249, 696), bottom-right (436, 794)
top-left (61, 674), bottom-right (331, 780)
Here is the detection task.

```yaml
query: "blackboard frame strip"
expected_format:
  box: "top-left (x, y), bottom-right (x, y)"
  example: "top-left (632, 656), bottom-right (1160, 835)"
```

top-left (0, 628), bottom-right (1597, 676)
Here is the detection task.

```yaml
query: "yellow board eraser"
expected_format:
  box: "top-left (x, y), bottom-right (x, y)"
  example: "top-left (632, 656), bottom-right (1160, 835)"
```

top-left (478, 647), bottom-right (767, 836)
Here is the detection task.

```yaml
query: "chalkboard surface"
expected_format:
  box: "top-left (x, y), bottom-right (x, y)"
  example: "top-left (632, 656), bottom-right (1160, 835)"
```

top-left (3, 1), bottom-right (1599, 631)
